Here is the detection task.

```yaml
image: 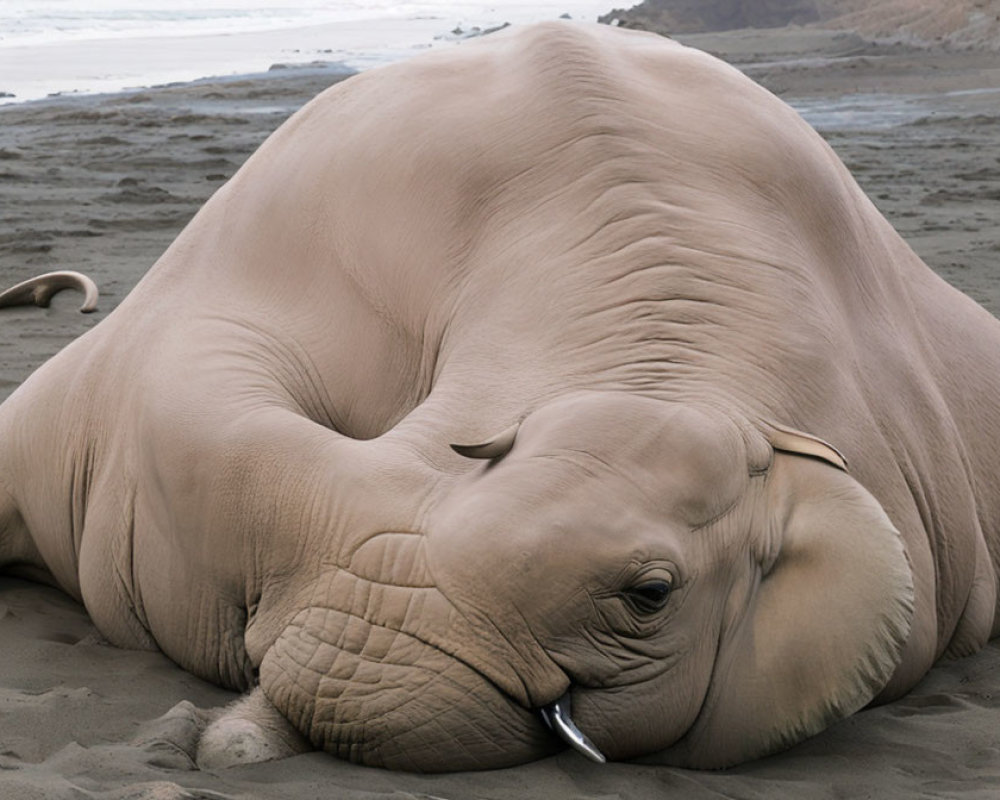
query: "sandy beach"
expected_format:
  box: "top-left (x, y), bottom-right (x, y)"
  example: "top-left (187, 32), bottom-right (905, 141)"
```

top-left (2, 22), bottom-right (1000, 800)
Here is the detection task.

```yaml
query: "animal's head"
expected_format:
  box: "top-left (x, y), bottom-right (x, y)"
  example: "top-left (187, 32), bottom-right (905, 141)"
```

top-left (260, 392), bottom-right (913, 771)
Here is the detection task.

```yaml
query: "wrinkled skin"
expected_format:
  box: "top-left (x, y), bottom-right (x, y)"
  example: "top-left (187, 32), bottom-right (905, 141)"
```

top-left (1, 22), bottom-right (999, 772)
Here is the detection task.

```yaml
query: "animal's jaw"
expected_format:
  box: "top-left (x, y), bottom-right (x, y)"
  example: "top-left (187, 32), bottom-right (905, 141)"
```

top-left (258, 602), bottom-right (564, 771)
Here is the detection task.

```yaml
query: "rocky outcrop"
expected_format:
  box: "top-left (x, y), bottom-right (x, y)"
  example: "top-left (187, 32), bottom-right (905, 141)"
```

top-left (598, 1), bottom-right (821, 33)
top-left (599, 0), bottom-right (1000, 49)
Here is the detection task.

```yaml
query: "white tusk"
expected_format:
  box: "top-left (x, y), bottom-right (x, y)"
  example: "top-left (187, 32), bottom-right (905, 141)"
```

top-left (0, 270), bottom-right (99, 313)
top-left (539, 693), bottom-right (606, 764)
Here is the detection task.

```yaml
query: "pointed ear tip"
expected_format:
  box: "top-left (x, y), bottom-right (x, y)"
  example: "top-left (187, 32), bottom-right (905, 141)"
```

top-left (450, 423), bottom-right (519, 461)
top-left (769, 426), bottom-right (848, 472)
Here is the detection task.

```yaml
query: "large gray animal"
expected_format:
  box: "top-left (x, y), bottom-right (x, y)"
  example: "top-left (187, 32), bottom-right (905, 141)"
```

top-left (1, 21), bottom-right (998, 772)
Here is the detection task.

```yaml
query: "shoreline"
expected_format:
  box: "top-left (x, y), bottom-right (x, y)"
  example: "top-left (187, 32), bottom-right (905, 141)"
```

top-left (0, 59), bottom-right (358, 115)
top-left (0, 16), bottom-right (443, 103)
top-left (0, 3), bottom-right (613, 104)
top-left (1, 22), bottom-right (1000, 799)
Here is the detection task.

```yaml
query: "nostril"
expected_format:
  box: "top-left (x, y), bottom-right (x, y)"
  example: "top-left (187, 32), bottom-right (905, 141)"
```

top-left (538, 693), bottom-right (606, 764)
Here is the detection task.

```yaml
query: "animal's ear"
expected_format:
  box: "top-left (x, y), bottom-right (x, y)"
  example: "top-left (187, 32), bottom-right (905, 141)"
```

top-left (768, 423), bottom-right (848, 471)
top-left (653, 453), bottom-right (913, 768)
top-left (450, 423), bottom-right (519, 460)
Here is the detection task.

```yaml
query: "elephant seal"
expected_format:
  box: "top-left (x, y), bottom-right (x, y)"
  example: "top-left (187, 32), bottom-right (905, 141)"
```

top-left (1, 21), bottom-right (998, 772)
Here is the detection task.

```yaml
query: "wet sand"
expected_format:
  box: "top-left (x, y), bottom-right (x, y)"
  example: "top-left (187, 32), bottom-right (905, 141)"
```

top-left (1, 25), bottom-right (1000, 800)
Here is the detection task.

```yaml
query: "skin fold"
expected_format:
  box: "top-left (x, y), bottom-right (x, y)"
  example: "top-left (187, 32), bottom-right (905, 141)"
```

top-left (1, 21), bottom-right (999, 772)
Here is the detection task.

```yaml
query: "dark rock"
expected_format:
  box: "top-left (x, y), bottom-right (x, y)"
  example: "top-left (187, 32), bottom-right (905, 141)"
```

top-left (598, 0), bottom-right (822, 34)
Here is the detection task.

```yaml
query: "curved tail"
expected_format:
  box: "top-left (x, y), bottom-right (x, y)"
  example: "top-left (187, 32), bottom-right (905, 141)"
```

top-left (0, 271), bottom-right (99, 313)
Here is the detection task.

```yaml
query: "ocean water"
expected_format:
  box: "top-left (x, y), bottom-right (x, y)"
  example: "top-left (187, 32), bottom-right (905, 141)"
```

top-left (0, 1), bottom-right (615, 102)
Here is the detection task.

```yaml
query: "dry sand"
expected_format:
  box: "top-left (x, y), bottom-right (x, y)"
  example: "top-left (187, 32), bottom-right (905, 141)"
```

top-left (1, 25), bottom-right (1000, 800)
